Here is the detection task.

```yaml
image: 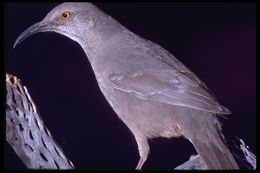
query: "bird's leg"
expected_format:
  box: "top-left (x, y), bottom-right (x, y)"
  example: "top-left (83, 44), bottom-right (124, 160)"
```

top-left (136, 157), bottom-right (145, 170)
top-left (134, 136), bottom-right (149, 170)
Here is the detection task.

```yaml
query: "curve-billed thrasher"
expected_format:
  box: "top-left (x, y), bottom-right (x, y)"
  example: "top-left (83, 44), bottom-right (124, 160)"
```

top-left (14, 3), bottom-right (239, 169)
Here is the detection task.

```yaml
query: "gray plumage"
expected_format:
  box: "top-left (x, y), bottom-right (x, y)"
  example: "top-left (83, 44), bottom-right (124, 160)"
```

top-left (14, 3), bottom-right (239, 169)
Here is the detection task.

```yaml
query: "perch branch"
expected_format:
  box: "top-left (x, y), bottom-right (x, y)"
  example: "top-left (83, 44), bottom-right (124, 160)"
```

top-left (6, 73), bottom-right (74, 169)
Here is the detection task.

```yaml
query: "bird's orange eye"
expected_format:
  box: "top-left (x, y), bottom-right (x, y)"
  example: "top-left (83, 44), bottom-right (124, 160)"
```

top-left (61, 11), bottom-right (71, 20)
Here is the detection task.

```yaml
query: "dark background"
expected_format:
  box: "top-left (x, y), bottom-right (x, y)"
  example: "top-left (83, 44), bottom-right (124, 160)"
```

top-left (4, 2), bottom-right (256, 170)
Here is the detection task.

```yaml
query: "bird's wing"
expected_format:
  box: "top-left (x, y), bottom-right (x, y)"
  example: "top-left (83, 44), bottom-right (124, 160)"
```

top-left (109, 70), bottom-right (230, 114)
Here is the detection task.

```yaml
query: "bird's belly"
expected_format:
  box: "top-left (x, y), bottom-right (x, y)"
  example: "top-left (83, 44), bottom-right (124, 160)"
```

top-left (99, 83), bottom-right (183, 139)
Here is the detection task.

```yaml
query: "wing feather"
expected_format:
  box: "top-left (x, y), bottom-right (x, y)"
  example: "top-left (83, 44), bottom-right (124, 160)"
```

top-left (109, 70), bottom-right (230, 114)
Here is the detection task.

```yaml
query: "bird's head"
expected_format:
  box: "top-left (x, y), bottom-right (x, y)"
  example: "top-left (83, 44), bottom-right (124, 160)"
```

top-left (13, 3), bottom-right (101, 49)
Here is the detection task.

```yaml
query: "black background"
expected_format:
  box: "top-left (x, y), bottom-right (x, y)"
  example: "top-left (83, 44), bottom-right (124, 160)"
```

top-left (5, 2), bottom-right (256, 170)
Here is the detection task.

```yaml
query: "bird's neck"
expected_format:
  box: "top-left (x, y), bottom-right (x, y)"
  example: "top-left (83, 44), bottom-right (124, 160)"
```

top-left (77, 14), bottom-right (126, 79)
top-left (80, 14), bottom-right (125, 65)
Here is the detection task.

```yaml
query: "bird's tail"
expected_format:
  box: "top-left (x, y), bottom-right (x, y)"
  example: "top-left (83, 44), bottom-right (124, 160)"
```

top-left (190, 118), bottom-right (239, 169)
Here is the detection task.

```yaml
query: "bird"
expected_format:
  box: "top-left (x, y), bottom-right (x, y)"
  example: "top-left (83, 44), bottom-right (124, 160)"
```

top-left (13, 3), bottom-right (239, 170)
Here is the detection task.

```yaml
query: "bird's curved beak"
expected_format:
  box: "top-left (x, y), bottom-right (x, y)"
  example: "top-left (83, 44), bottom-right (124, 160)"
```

top-left (13, 22), bottom-right (51, 49)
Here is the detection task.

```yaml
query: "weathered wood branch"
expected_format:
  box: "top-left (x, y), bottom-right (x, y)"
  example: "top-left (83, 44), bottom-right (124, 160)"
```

top-left (6, 73), bottom-right (74, 169)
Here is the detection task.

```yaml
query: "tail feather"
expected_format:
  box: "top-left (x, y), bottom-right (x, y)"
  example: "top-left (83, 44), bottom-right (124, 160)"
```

top-left (191, 126), bottom-right (239, 169)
